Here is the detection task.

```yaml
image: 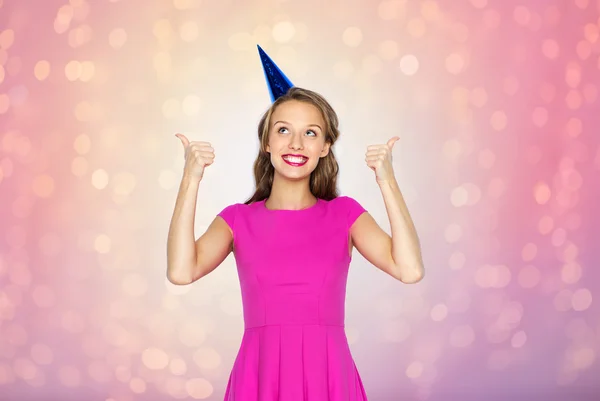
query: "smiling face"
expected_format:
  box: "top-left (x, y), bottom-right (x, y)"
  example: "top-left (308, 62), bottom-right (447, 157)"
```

top-left (266, 99), bottom-right (331, 180)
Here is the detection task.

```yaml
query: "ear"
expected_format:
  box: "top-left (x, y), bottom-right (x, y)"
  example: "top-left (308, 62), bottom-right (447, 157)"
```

top-left (265, 130), bottom-right (271, 153)
top-left (320, 141), bottom-right (331, 158)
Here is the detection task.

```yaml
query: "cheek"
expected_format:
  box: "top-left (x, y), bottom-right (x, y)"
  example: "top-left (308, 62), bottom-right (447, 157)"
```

top-left (267, 135), bottom-right (280, 150)
top-left (265, 139), bottom-right (275, 153)
top-left (311, 141), bottom-right (326, 155)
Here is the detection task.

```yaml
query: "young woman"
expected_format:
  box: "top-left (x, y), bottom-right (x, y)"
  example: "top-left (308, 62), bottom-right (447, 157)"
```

top-left (167, 48), bottom-right (424, 401)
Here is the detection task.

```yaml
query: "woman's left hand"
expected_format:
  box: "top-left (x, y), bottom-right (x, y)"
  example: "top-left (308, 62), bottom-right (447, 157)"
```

top-left (365, 136), bottom-right (399, 184)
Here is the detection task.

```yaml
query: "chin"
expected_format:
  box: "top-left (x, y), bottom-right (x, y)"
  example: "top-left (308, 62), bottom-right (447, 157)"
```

top-left (279, 170), bottom-right (311, 180)
top-left (275, 163), bottom-right (316, 180)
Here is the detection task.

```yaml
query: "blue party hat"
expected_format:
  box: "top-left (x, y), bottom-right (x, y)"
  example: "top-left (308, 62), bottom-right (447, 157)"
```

top-left (257, 44), bottom-right (294, 102)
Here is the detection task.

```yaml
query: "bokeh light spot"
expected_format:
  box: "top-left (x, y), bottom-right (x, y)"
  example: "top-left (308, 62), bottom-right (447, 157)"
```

top-left (490, 111), bottom-right (507, 131)
top-left (129, 377), bottom-right (147, 394)
top-left (444, 223), bottom-right (462, 243)
top-left (450, 325), bottom-right (475, 347)
top-left (32, 175), bottom-right (55, 198)
top-left (513, 6), bottom-right (530, 26)
top-left (470, 0), bottom-right (487, 8)
top-left (378, 1), bottom-right (406, 20)
top-left (332, 60), bottom-right (354, 80)
top-left (542, 39), bottom-right (560, 59)
top-left (342, 27), bottom-right (363, 47)
top-left (430, 304), bottom-right (448, 321)
top-left (74, 134), bottom-right (91, 154)
top-left (109, 28), bottom-right (127, 48)
top-left (180, 22), bottom-right (199, 43)
top-left (534, 182), bottom-right (551, 205)
top-left (407, 18), bottom-right (426, 38)
top-left (511, 331), bottom-right (527, 348)
top-left (518, 265), bottom-right (541, 288)
top-left (445, 53), bottom-right (465, 74)
top-left (0, 29), bottom-right (15, 50)
top-left (30, 344), bottom-right (53, 365)
top-left (58, 366), bottom-right (81, 388)
top-left (561, 263), bottom-right (582, 285)
top-left (571, 288), bottom-right (592, 311)
top-left (170, 358), bottom-right (187, 376)
top-left (34, 60), bottom-right (50, 81)
top-left (92, 169), bottom-right (109, 189)
top-left (399, 54), bottom-right (419, 76)
top-left (522, 243), bottom-right (537, 261)
top-left (193, 347), bottom-right (221, 370)
top-left (532, 107), bottom-right (548, 127)
top-left (272, 21), bottom-right (295, 43)
top-left (94, 234), bottom-right (111, 254)
top-left (406, 361), bottom-right (424, 378)
top-left (378, 40), bottom-right (398, 60)
top-left (142, 348), bottom-right (169, 370)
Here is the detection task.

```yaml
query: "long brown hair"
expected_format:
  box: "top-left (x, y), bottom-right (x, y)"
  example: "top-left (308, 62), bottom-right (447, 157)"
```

top-left (244, 87), bottom-right (340, 205)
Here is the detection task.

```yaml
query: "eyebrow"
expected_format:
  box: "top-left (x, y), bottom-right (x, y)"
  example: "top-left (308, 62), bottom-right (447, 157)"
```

top-left (273, 120), bottom-right (322, 131)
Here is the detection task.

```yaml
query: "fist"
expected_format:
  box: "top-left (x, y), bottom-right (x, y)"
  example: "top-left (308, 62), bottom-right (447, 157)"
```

top-left (175, 133), bottom-right (214, 181)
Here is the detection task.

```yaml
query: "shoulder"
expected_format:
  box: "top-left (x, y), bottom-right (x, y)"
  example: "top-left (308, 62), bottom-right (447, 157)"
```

top-left (216, 202), bottom-right (247, 228)
top-left (217, 201), bottom-right (261, 225)
top-left (331, 195), bottom-right (361, 204)
top-left (328, 196), bottom-right (368, 228)
top-left (330, 195), bottom-right (366, 210)
top-left (218, 202), bottom-right (243, 216)
top-left (219, 200), bottom-right (260, 212)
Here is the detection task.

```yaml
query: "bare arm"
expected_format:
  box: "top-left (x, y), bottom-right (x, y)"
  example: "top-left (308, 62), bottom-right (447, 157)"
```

top-left (166, 174), bottom-right (200, 285)
top-left (166, 174), bottom-right (233, 285)
top-left (351, 181), bottom-right (424, 284)
top-left (167, 133), bottom-right (232, 285)
top-left (357, 136), bottom-right (424, 284)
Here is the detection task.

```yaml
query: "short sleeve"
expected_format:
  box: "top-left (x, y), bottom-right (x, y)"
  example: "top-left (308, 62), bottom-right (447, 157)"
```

top-left (340, 196), bottom-right (367, 228)
top-left (217, 203), bottom-right (238, 231)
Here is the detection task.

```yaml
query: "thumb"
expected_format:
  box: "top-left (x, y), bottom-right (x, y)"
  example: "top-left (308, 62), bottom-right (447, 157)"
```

top-left (387, 136), bottom-right (400, 149)
top-left (175, 133), bottom-right (190, 148)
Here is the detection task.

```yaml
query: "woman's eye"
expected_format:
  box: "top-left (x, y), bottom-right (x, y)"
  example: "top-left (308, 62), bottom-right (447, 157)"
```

top-left (277, 127), bottom-right (316, 136)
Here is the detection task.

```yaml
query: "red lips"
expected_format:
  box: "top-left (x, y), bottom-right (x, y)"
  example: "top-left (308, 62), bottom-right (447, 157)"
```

top-left (282, 154), bottom-right (308, 167)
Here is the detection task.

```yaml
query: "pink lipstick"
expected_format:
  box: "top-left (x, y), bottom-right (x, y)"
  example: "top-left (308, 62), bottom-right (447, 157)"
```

top-left (282, 154), bottom-right (308, 167)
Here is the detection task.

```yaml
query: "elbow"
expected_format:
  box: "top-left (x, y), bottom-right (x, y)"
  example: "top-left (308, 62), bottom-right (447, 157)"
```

top-left (166, 274), bottom-right (192, 286)
top-left (166, 266), bottom-right (194, 286)
top-left (166, 251), bottom-right (198, 285)
top-left (395, 264), bottom-right (425, 284)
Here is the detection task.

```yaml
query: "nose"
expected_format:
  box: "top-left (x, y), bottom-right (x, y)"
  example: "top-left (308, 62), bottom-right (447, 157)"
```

top-left (288, 132), bottom-right (303, 150)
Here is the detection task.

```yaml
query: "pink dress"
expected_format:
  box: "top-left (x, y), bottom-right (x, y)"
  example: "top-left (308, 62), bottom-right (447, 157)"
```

top-left (217, 196), bottom-right (369, 401)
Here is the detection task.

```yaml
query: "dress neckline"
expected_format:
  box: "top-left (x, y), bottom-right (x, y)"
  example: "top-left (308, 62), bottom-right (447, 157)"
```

top-left (261, 198), bottom-right (322, 212)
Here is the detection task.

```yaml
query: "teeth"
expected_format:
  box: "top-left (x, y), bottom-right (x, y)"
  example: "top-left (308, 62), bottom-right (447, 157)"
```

top-left (284, 156), bottom-right (306, 163)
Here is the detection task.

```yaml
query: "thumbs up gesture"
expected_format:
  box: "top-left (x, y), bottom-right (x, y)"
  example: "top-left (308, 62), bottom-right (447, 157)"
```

top-left (175, 133), bottom-right (215, 181)
top-left (365, 136), bottom-right (400, 185)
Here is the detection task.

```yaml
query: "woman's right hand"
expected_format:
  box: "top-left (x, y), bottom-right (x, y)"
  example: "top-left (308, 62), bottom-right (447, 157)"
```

top-left (175, 133), bottom-right (215, 181)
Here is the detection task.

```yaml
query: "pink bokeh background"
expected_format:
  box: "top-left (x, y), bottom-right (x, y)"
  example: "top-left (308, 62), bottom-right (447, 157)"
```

top-left (1, 0), bottom-right (599, 400)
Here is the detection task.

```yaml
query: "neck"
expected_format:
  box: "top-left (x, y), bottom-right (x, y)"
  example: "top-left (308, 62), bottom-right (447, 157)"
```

top-left (266, 174), bottom-right (316, 210)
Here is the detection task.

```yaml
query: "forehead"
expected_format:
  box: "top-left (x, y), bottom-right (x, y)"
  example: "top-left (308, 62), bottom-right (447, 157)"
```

top-left (272, 100), bottom-right (324, 124)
